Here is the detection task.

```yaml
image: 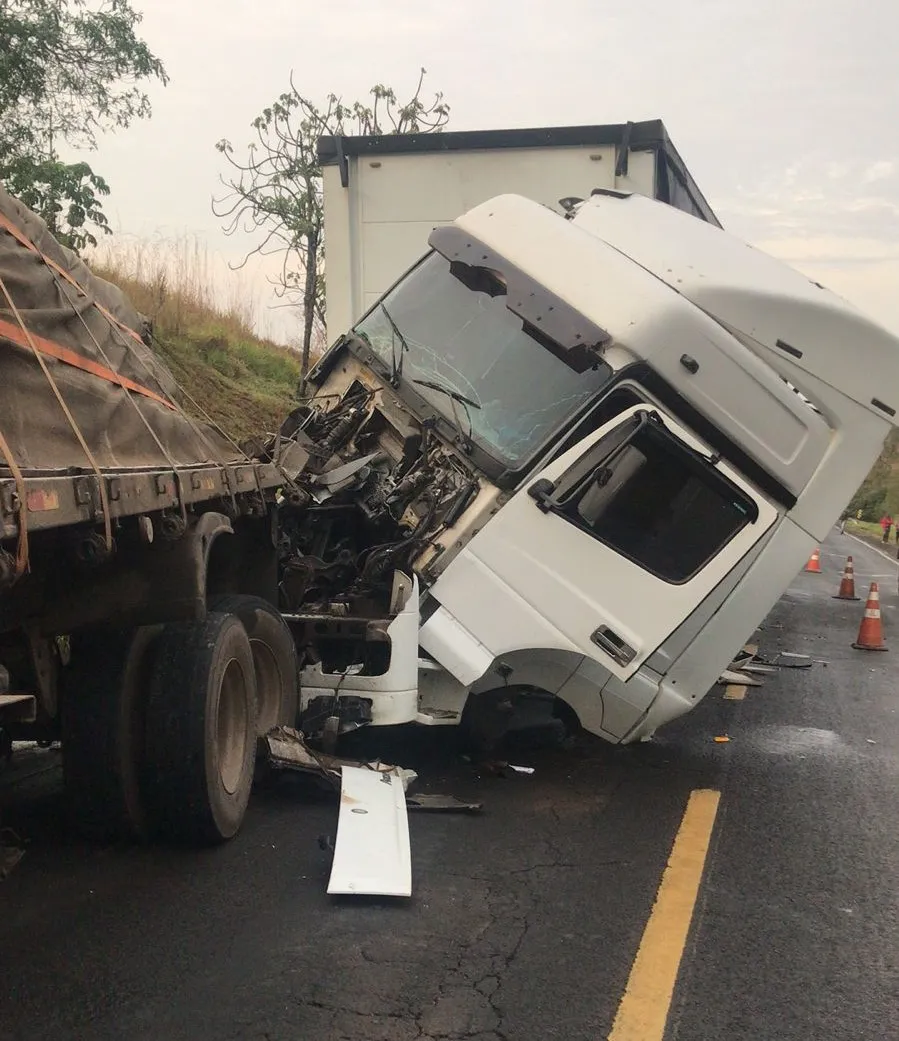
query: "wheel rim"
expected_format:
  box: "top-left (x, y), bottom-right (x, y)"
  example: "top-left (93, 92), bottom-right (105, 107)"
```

top-left (217, 657), bottom-right (249, 795)
top-left (250, 638), bottom-right (281, 735)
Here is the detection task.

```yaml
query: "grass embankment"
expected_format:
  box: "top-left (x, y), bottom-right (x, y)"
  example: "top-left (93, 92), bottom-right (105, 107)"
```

top-left (89, 238), bottom-right (301, 440)
top-left (849, 429), bottom-right (899, 522)
top-left (843, 519), bottom-right (899, 557)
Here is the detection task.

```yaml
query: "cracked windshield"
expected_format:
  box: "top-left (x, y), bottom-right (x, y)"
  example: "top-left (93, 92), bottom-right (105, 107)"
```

top-left (353, 252), bottom-right (611, 466)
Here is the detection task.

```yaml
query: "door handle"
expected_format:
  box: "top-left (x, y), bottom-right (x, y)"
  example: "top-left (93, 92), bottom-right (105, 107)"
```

top-left (590, 625), bottom-right (637, 666)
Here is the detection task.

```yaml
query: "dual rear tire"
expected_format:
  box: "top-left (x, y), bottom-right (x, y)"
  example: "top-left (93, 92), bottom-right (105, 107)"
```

top-left (62, 597), bottom-right (296, 844)
top-left (144, 612), bottom-right (257, 843)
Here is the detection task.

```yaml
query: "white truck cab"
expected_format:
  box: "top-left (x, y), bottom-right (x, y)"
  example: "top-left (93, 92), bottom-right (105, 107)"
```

top-left (283, 188), bottom-right (899, 746)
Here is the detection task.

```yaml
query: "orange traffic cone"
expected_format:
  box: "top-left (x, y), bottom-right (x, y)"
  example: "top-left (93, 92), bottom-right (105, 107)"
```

top-left (833, 556), bottom-right (860, 600)
top-left (852, 582), bottom-right (888, 651)
top-left (804, 547), bottom-right (822, 573)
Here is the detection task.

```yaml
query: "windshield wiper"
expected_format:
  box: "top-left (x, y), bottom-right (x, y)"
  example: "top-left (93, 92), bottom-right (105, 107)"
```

top-left (380, 302), bottom-right (408, 387)
top-left (412, 377), bottom-right (481, 451)
top-left (412, 378), bottom-right (481, 411)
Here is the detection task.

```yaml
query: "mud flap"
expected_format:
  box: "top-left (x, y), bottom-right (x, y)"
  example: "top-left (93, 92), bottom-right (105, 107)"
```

top-left (327, 765), bottom-right (412, 897)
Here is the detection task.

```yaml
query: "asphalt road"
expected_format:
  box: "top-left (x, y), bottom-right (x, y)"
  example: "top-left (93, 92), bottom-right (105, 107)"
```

top-left (1, 530), bottom-right (897, 1041)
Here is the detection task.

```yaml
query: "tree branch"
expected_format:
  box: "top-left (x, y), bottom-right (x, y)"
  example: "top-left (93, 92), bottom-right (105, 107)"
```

top-left (214, 68), bottom-right (450, 380)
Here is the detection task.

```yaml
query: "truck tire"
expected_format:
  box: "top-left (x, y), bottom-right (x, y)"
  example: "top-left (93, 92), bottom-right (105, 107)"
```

top-left (208, 595), bottom-right (298, 737)
top-left (144, 613), bottom-right (257, 843)
top-left (61, 626), bottom-right (162, 841)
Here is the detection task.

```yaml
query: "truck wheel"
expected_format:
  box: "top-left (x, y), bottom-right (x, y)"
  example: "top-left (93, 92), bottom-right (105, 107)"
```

top-left (61, 626), bottom-right (161, 841)
top-left (209, 595), bottom-right (298, 737)
top-left (145, 613), bottom-right (257, 843)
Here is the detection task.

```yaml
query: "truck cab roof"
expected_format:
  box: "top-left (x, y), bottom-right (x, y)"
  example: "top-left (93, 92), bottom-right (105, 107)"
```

top-left (443, 192), bottom-right (899, 504)
top-left (569, 190), bottom-right (899, 424)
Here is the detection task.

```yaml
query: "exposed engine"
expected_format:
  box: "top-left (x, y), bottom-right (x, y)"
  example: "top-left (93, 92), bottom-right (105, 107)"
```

top-left (263, 379), bottom-right (479, 666)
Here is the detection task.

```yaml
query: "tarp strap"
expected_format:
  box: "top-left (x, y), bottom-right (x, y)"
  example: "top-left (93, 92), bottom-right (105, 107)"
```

top-left (0, 316), bottom-right (176, 410)
top-left (0, 208), bottom-right (247, 493)
top-left (0, 211), bottom-right (146, 348)
top-left (45, 278), bottom-right (190, 525)
top-left (0, 206), bottom-right (265, 516)
top-left (0, 274), bottom-right (113, 556)
top-left (49, 274), bottom-right (244, 493)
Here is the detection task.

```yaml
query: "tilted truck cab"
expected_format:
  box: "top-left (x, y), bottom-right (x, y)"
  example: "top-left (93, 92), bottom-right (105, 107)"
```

top-left (287, 189), bottom-right (899, 745)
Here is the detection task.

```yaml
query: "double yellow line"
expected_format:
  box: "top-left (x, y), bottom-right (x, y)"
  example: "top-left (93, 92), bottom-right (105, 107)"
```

top-left (608, 789), bottom-right (721, 1041)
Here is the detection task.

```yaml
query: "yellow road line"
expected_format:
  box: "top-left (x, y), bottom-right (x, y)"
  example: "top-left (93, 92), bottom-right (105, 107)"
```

top-left (607, 789), bottom-right (721, 1041)
top-left (723, 684), bottom-right (747, 700)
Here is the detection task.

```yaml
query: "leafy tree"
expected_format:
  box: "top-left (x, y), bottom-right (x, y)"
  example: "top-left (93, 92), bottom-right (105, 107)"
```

top-left (0, 0), bottom-right (167, 249)
top-left (214, 69), bottom-right (449, 382)
top-left (847, 483), bottom-right (887, 523)
top-left (847, 429), bottom-right (899, 520)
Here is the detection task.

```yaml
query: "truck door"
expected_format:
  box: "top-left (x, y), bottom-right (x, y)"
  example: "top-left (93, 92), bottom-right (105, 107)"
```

top-left (426, 404), bottom-right (778, 681)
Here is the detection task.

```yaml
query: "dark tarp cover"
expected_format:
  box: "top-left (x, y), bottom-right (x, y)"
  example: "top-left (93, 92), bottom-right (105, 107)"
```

top-left (0, 183), bottom-right (247, 472)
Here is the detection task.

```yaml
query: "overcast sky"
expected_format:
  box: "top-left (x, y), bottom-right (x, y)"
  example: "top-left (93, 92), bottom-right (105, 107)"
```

top-left (74, 0), bottom-right (899, 343)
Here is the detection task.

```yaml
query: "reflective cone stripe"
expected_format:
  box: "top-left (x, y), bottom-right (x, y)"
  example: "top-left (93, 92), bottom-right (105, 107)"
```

top-left (852, 582), bottom-right (888, 651)
top-left (805, 548), bottom-right (822, 573)
top-left (834, 555), bottom-right (860, 600)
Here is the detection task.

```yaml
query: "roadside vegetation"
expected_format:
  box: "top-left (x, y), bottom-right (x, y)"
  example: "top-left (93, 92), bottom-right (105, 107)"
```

top-left (1, 1), bottom-right (167, 250)
top-left (846, 429), bottom-right (899, 521)
top-left (89, 238), bottom-right (302, 440)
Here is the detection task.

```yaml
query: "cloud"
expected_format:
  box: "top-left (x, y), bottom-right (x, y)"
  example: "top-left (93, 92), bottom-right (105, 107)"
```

top-left (753, 236), bottom-right (899, 265)
top-left (713, 150), bottom-right (899, 332)
top-left (826, 162), bottom-right (852, 181)
top-left (45, 0), bottom-right (899, 341)
top-left (862, 160), bottom-right (896, 184)
top-left (718, 155), bottom-right (899, 241)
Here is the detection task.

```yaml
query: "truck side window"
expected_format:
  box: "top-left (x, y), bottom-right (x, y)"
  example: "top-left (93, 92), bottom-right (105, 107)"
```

top-left (547, 416), bottom-right (756, 583)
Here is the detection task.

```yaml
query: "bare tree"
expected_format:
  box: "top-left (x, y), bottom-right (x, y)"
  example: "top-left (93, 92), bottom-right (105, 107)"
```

top-left (214, 69), bottom-right (449, 383)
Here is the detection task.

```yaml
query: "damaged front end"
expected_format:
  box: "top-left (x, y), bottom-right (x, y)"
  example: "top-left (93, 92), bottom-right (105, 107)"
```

top-left (259, 234), bottom-right (613, 745)
top-left (265, 369), bottom-right (496, 741)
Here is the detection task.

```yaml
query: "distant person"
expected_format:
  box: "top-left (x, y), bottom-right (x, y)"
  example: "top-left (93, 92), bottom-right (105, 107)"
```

top-left (880, 514), bottom-right (894, 543)
top-left (839, 513), bottom-right (847, 534)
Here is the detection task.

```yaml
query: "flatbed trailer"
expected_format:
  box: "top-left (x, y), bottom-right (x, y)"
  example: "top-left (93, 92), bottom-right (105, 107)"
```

top-left (0, 184), bottom-right (292, 843)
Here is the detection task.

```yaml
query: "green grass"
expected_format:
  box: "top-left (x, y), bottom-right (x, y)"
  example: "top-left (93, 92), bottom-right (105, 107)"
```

top-left (845, 519), bottom-right (882, 539)
top-left (848, 429), bottom-right (899, 520)
top-left (88, 238), bottom-right (302, 440)
top-left (842, 519), bottom-right (899, 559)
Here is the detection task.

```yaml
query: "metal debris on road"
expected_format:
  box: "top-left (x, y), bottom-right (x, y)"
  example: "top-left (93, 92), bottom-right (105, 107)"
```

top-left (264, 725), bottom-right (417, 792)
top-left (718, 642), bottom-right (784, 687)
top-left (327, 765), bottom-right (412, 898)
top-left (476, 759), bottom-right (536, 778)
top-left (756, 651), bottom-right (814, 669)
top-left (718, 669), bottom-right (764, 686)
top-left (267, 727), bottom-right (486, 897)
top-left (405, 794), bottom-right (483, 813)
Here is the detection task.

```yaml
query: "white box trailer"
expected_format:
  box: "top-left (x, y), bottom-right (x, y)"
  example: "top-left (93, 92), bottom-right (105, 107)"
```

top-left (318, 120), bottom-right (719, 345)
